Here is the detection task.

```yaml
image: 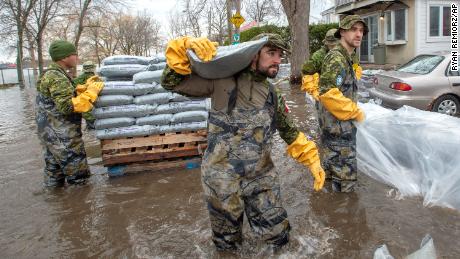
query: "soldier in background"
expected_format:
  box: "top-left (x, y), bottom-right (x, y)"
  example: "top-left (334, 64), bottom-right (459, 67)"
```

top-left (317, 15), bottom-right (367, 192)
top-left (74, 61), bottom-right (97, 129)
top-left (161, 34), bottom-right (326, 251)
top-left (35, 40), bottom-right (103, 187)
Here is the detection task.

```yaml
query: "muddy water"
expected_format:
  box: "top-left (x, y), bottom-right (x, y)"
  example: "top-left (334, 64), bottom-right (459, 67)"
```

top-left (1, 83), bottom-right (459, 259)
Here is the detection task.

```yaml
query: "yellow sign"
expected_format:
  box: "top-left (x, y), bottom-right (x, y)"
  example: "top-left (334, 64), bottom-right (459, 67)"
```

top-left (230, 13), bottom-right (245, 28)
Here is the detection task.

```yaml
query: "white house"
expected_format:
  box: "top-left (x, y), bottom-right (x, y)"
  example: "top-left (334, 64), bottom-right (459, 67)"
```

top-left (333, 0), bottom-right (453, 64)
top-left (321, 6), bottom-right (340, 24)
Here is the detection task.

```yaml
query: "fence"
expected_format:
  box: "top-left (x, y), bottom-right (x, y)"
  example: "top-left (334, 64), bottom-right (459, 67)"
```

top-left (0, 68), bottom-right (39, 88)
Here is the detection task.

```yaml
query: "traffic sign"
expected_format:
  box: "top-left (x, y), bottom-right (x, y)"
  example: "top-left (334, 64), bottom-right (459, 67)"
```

top-left (232, 33), bottom-right (240, 42)
top-left (230, 12), bottom-right (245, 28)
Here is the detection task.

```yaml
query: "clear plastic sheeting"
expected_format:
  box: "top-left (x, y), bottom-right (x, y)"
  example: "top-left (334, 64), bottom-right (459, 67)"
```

top-left (99, 64), bottom-right (147, 79)
top-left (95, 117), bottom-right (136, 130)
top-left (373, 234), bottom-right (436, 259)
top-left (133, 70), bottom-right (163, 84)
top-left (96, 121), bottom-right (207, 140)
top-left (95, 95), bottom-right (133, 107)
top-left (93, 104), bottom-right (158, 119)
top-left (102, 55), bottom-right (151, 66)
top-left (101, 82), bottom-right (167, 96)
top-left (187, 36), bottom-right (268, 79)
top-left (357, 103), bottom-right (460, 210)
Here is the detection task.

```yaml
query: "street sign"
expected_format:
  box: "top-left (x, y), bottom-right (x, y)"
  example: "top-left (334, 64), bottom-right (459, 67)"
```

top-left (230, 12), bottom-right (245, 28)
top-left (232, 33), bottom-right (240, 43)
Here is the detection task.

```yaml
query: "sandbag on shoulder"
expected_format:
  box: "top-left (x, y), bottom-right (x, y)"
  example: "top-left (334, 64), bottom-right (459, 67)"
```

top-left (187, 36), bottom-right (268, 79)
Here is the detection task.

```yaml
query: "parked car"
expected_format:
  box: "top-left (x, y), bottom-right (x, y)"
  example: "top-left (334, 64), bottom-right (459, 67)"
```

top-left (368, 52), bottom-right (460, 116)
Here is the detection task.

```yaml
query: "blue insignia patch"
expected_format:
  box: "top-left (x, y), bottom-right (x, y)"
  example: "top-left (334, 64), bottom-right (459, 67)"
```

top-left (336, 75), bottom-right (343, 86)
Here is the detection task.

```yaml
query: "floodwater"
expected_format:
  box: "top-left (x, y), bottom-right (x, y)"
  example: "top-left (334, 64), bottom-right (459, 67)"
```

top-left (1, 72), bottom-right (460, 258)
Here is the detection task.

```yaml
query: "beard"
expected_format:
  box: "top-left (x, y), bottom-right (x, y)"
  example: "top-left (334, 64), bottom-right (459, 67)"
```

top-left (256, 63), bottom-right (279, 79)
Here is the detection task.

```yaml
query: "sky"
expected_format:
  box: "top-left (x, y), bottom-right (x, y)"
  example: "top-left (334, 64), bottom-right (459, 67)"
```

top-left (0, 0), bottom-right (334, 62)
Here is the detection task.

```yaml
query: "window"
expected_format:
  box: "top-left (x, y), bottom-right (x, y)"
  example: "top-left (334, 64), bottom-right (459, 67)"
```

top-left (429, 5), bottom-right (451, 38)
top-left (385, 9), bottom-right (407, 43)
top-left (398, 55), bottom-right (444, 75)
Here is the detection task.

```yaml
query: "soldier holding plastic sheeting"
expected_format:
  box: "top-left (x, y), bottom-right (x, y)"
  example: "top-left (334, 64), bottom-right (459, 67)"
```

top-left (161, 34), bottom-right (326, 251)
top-left (35, 40), bottom-right (104, 187)
top-left (317, 15), bottom-right (367, 192)
top-left (74, 61), bottom-right (97, 129)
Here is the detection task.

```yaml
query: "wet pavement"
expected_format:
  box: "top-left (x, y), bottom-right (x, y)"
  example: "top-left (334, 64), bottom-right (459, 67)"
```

top-left (1, 80), bottom-right (460, 258)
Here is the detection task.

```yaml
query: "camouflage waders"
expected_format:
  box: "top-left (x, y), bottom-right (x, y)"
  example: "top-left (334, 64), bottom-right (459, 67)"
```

top-left (318, 48), bottom-right (358, 192)
top-left (201, 84), bottom-right (290, 250)
top-left (36, 67), bottom-right (90, 187)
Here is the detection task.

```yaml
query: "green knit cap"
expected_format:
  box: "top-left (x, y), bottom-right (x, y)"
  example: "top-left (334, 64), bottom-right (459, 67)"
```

top-left (49, 40), bottom-right (77, 61)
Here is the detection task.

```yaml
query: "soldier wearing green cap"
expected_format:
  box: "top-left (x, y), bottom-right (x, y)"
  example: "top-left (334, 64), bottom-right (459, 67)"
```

top-left (35, 40), bottom-right (90, 187)
top-left (74, 61), bottom-right (97, 129)
top-left (161, 33), bottom-right (326, 251)
top-left (317, 14), bottom-right (368, 192)
top-left (302, 28), bottom-right (339, 76)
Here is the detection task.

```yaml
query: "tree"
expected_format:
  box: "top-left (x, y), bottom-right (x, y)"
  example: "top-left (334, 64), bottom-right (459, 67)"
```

top-left (2, 0), bottom-right (38, 86)
top-left (243, 0), bottom-right (280, 23)
top-left (280, 0), bottom-right (310, 84)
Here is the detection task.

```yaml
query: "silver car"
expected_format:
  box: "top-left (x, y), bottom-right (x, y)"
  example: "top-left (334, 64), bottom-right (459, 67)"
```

top-left (368, 52), bottom-right (460, 116)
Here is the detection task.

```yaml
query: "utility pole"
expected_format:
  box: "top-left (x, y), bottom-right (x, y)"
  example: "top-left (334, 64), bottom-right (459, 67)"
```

top-left (226, 0), bottom-right (233, 45)
top-left (228, 0), bottom-right (244, 44)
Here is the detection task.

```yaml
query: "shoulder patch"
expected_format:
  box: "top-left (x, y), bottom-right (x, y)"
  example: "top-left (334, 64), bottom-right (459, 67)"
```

top-left (336, 75), bottom-right (343, 86)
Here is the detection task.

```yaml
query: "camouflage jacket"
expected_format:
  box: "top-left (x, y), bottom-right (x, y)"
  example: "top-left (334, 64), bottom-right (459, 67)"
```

top-left (73, 71), bottom-right (95, 86)
top-left (302, 46), bottom-right (328, 75)
top-left (319, 43), bottom-right (358, 96)
top-left (161, 66), bottom-right (299, 144)
top-left (37, 62), bottom-right (76, 116)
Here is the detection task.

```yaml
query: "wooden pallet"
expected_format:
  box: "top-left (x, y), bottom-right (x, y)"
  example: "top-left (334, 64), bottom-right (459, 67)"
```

top-left (106, 156), bottom-right (202, 176)
top-left (101, 130), bottom-right (207, 166)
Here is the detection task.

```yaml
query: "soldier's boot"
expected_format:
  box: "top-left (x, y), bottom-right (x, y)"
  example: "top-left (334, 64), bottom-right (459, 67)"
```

top-left (43, 153), bottom-right (65, 187)
top-left (332, 179), bottom-right (356, 193)
top-left (43, 174), bottom-right (65, 187)
top-left (66, 171), bottom-right (90, 185)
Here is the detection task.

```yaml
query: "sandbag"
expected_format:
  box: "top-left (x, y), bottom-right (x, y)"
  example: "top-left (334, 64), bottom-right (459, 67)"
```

top-left (155, 99), bottom-right (210, 115)
top-left (99, 64), bottom-right (147, 79)
top-left (134, 93), bottom-right (172, 105)
top-left (95, 95), bottom-right (133, 107)
top-left (172, 111), bottom-right (208, 123)
top-left (101, 82), bottom-right (167, 96)
top-left (187, 36), bottom-right (268, 79)
top-left (95, 117), bottom-right (136, 130)
top-left (93, 104), bottom-right (158, 119)
top-left (133, 70), bottom-right (163, 84)
top-left (96, 121), bottom-right (207, 139)
top-left (357, 103), bottom-right (460, 211)
top-left (136, 114), bottom-right (173, 126)
top-left (102, 55), bottom-right (151, 66)
top-left (171, 93), bottom-right (190, 102)
top-left (146, 62), bottom-right (166, 71)
top-left (150, 54), bottom-right (166, 64)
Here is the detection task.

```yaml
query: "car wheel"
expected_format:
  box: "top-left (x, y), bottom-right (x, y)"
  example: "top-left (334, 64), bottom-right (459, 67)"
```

top-left (431, 95), bottom-right (460, 116)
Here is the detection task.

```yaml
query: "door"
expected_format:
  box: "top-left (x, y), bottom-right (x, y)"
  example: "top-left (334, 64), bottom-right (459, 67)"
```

top-left (360, 15), bottom-right (379, 63)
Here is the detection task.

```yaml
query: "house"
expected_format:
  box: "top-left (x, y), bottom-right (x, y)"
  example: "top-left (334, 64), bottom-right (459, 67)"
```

top-left (321, 6), bottom-right (340, 24)
top-left (333, 0), bottom-right (453, 65)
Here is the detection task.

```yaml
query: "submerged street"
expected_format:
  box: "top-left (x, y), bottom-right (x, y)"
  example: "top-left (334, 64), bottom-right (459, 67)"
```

top-left (1, 79), bottom-right (459, 258)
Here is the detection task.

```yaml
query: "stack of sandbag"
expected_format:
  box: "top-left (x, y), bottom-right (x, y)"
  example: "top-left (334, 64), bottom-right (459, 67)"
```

top-left (99, 55), bottom-right (150, 81)
top-left (93, 68), bottom-right (209, 140)
top-left (133, 54), bottom-right (167, 84)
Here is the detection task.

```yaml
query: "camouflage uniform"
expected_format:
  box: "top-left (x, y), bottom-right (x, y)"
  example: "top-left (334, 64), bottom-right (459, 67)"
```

top-left (36, 62), bottom-right (90, 187)
top-left (318, 15), bottom-right (367, 192)
top-left (73, 61), bottom-right (96, 128)
top-left (302, 28), bottom-right (338, 76)
top-left (161, 65), bottom-right (299, 250)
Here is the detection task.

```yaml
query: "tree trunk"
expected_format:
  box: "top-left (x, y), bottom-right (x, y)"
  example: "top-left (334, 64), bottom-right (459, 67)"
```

top-left (281, 0), bottom-right (310, 84)
top-left (73, 0), bottom-right (92, 75)
top-left (26, 31), bottom-right (38, 78)
top-left (16, 28), bottom-right (25, 87)
top-left (37, 32), bottom-right (44, 76)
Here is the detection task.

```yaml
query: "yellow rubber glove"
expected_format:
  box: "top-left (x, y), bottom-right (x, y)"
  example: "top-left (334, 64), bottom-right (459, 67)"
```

top-left (76, 84), bottom-right (87, 95)
top-left (71, 81), bottom-right (104, 113)
top-left (319, 88), bottom-right (365, 122)
top-left (286, 132), bottom-right (326, 191)
top-left (165, 36), bottom-right (218, 75)
top-left (72, 93), bottom-right (94, 113)
top-left (353, 64), bottom-right (363, 80)
top-left (301, 73), bottom-right (320, 101)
